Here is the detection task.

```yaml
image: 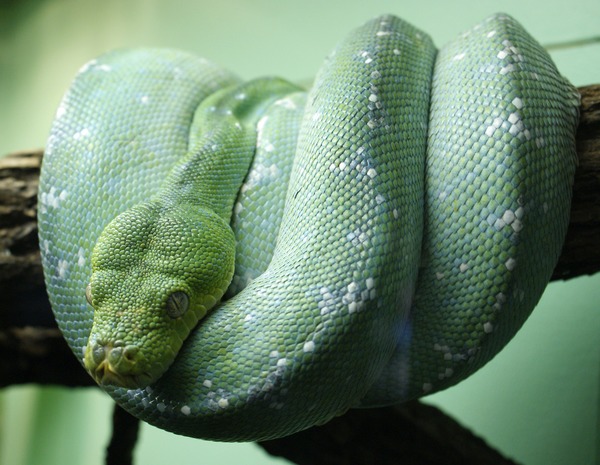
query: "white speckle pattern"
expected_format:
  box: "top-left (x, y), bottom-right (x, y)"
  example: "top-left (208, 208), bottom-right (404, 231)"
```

top-left (55, 104), bottom-right (67, 119)
top-left (218, 398), bottom-right (229, 408)
top-left (483, 322), bottom-right (494, 333)
top-left (240, 163), bottom-right (282, 193)
top-left (341, 279), bottom-right (374, 314)
top-left (274, 97), bottom-right (297, 110)
top-left (511, 97), bottom-right (523, 109)
top-left (77, 247), bottom-right (86, 267)
top-left (484, 116), bottom-right (503, 137)
top-left (505, 257), bottom-right (517, 271)
top-left (41, 187), bottom-right (68, 210)
top-left (502, 209), bottom-right (515, 224)
top-left (73, 128), bottom-right (90, 140)
top-left (303, 341), bottom-right (315, 353)
top-left (347, 227), bottom-right (369, 247)
top-left (233, 201), bottom-right (243, 215)
top-left (366, 277), bottom-right (375, 290)
top-left (494, 292), bottom-right (507, 310)
top-left (318, 287), bottom-right (335, 316)
top-left (57, 259), bottom-right (68, 278)
top-left (515, 206), bottom-right (525, 219)
top-left (181, 405), bottom-right (191, 415)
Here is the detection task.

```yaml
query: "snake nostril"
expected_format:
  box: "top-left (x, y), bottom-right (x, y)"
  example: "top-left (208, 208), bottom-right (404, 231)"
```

top-left (123, 345), bottom-right (139, 362)
top-left (91, 342), bottom-right (107, 364)
top-left (108, 346), bottom-right (123, 364)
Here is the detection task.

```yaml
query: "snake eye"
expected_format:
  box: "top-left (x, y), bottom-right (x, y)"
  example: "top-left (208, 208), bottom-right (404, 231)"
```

top-left (165, 291), bottom-right (189, 319)
top-left (85, 283), bottom-right (93, 306)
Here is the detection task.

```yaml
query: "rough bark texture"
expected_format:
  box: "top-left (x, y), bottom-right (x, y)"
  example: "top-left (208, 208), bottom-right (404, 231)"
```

top-left (552, 85), bottom-right (600, 278)
top-left (1, 84), bottom-right (598, 464)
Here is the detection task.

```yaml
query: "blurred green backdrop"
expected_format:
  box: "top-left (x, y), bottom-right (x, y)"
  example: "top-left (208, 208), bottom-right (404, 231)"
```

top-left (1, 0), bottom-right (598, 464)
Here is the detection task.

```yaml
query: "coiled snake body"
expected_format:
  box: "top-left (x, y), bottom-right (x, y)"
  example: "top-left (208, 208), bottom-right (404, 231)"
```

top-left (38, 14), bottom-right (579, 441)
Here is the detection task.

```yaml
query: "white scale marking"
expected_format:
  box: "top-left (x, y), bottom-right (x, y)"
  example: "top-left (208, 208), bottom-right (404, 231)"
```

top-left (73, 128), bottom-right (90, 140)
top-left (77, 247), bottom-right (86, 267)
top-left (57, 260), bottom-right (68, 278)
top-left (505, 258), bottom-right (517, 271)
top-left (218, 398), bottom-right (229, 408)
top-left (303, 341), bottom-right (315, 353)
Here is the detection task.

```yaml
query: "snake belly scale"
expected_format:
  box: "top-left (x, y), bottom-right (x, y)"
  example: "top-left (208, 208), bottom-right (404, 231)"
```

top-left (38, 14), bottom-right (579, 441)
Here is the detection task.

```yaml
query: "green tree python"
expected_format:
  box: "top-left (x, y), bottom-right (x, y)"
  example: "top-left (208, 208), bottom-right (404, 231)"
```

top-left (38, 13), bottom-right (579, 441)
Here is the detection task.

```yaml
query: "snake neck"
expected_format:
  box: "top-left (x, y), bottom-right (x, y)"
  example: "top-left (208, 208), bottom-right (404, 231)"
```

top-left (160, 77), bottom-right (302, 222)
top-left (83, 77), bottom-right (302, 389)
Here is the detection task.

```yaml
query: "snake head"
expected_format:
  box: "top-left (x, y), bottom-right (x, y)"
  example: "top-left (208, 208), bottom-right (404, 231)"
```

top-left (83, 200), bottom-right (235, 389)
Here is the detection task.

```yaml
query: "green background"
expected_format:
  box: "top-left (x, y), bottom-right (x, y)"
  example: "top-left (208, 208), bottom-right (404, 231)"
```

top-left (1, 0), bottom-right (598, 464)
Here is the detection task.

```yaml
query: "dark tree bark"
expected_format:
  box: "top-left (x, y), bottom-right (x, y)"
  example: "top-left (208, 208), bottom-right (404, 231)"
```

top-left (554, 85), bottom-right (600, 278)
top-left (1, 84), bottom-right (599, 465)
top-left (106, 405), bottom-right (141, 465)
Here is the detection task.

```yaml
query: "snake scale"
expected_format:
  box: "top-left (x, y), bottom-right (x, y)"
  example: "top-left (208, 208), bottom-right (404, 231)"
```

top-left (38, 13), bottom-right (579, 441)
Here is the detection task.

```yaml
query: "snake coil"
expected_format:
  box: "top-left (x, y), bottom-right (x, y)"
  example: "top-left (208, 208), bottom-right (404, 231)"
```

top-left (39, 14), bottom-right (578, 441)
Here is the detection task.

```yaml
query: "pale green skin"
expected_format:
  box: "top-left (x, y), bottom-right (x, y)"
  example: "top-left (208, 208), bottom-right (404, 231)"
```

top-left (82, 78), bottom-right (300, 388)
top-left (38, 14), bottom-right (579, 441)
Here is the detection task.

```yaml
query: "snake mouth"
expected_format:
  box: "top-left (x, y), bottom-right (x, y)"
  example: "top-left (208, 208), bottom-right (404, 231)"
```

top-left (84, 340), bottom-right (155, 389)
top-left (89, 359), bottom-right (153, 389)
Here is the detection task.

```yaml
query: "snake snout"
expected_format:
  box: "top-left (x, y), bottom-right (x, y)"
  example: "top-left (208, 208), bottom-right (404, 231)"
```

top-left (84, 339), bottom-right (145, 388)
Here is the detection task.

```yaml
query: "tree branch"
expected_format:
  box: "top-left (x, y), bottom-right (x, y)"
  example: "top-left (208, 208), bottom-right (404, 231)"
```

top-left (259, 402), bottom-right (521, 465)
top-left (106, 404), bottom-right (141, 465)
top-left (1, 84), bottom-right (598, 465)
top-left (553, 84), bottom-right (600, 278)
